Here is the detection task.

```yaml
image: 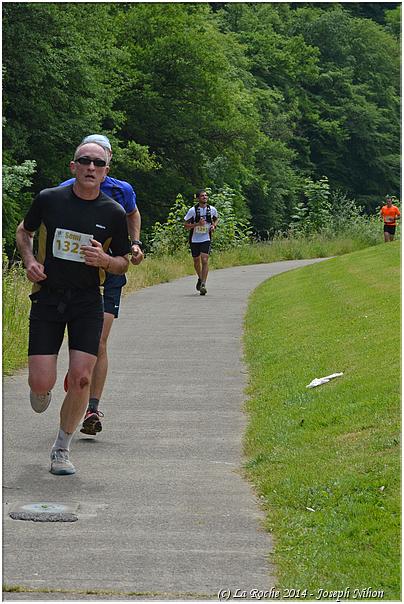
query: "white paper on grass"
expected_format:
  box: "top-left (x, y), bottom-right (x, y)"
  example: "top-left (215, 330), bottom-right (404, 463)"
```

top-left (306, 372), bottom-right (344, 389)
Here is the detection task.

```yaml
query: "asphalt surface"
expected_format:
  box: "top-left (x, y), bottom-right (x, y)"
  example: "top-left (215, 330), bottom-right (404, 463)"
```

top-left (3, 259), bottom-right (326, 601)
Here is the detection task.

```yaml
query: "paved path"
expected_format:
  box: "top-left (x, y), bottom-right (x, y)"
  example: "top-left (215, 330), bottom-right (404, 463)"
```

top-left (3, 259), bottom-right (326, 601)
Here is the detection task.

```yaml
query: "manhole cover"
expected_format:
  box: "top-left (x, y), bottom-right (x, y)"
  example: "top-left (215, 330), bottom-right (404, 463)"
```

top-left (9, 502), bottom-right (78, 522)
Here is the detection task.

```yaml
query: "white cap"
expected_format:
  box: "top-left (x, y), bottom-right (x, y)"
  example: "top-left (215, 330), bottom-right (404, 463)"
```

top-left (81, 134), bottom-right (112, 151)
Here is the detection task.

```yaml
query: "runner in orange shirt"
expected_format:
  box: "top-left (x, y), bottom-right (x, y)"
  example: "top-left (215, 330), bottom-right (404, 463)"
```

top-left (380, 195), bottom-right (400, 242)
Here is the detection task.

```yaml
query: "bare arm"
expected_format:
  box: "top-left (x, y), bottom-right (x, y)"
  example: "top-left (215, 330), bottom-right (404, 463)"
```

top-left (126, 208), bottom-right (141, 240)
top-left (184, 218), bottom-right (204, 230)
top-left (81, 240), bottom-right (129, 275)
top-left (127, 208), bottom-right (144, 265)
top-left (104, 254), bottom-right (130, 274)
top-left (15, 221), bottom-right (47, 282)
top-left (210, 216), bottom-right (219, 232)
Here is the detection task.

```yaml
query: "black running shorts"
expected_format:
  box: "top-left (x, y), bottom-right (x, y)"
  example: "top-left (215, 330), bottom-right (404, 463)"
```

top-left (190, 241), bottom-right (212, 257)
top-left (28, 287), bottom-right (104, 356)
top-left (384, 224), bottom-right (396, 235)
top-left (103, 272), bottom-right (126, 318)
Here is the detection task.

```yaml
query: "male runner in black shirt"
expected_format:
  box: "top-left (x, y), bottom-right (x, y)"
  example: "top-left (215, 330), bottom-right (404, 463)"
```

top-left (16, 141), bottom-right (131, 475)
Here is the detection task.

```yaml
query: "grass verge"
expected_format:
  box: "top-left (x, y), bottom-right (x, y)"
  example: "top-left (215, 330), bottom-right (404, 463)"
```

top-left (243, 242), bottom-right (400, 598)
top-left (2, 264), bottom-right (32, 375)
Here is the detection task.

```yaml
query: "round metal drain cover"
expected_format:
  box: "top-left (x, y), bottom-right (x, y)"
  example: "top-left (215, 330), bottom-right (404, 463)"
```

top-left (9, 502), bottom-right (78, 522)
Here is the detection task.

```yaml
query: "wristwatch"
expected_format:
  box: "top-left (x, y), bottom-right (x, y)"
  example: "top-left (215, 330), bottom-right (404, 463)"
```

top-left (131, 239), bottom-right (143, 249)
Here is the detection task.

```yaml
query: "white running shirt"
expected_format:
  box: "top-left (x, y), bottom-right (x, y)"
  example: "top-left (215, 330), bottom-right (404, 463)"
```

top-left (184, 205), bottom-right (218, 243)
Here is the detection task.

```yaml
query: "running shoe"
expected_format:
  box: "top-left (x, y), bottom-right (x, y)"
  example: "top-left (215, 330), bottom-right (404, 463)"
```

top-left (30, 390), bottom-right (52, 413)
top-left (80, 409), bottom-right (104, 435)
top-left (196, 278), bottom-right (202, 291)
top-left (63, 372), bottom-right (69, 392)
top-left (199, 283), bottom-right (207, 296)
top-left (50, 449), bottom-right (76, 475)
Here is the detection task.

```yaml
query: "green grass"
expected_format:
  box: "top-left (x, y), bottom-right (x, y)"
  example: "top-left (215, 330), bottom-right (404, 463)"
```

top-left (2, 264), bottom-right (32, 374)
top-left (243, 242), bottom-right (401, 598)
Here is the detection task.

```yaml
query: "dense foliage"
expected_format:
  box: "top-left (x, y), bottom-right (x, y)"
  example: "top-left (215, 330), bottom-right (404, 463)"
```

top-left (3, 2), bottom-right (400, 253)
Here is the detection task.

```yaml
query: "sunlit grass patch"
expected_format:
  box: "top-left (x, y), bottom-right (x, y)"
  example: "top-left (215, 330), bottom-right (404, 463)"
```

top-left (243, 242), bottom-right (400, 597)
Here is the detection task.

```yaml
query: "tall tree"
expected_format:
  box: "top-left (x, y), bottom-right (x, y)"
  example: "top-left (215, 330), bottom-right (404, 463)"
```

top-left (291, 5), bottom-right (401, 208)
top-left (217, 3), bottom-right (318, 231)
top-left (3, 3), bottom-right (147, 189)
top-left (113, 3), bottom-right (259, 224)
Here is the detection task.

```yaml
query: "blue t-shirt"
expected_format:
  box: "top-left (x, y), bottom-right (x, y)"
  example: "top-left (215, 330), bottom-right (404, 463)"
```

top-left (59, 175), bottom-right (137, 214)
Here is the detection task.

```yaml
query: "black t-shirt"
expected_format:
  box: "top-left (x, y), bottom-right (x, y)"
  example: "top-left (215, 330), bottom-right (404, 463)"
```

top-left (23, 185), bottom-right (130, 290)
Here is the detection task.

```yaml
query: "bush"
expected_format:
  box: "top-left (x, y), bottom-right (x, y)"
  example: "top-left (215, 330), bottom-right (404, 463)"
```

top-left (289, 177), bottom-right (385, 244)
top-left (208, 187), bottom-right (252, 251)
top-left (291, 176), bottom-right (332, 235)
top-left (150, 194), bottom-right (190, 256)
top-left (2, 160), bottom-right (36, 254)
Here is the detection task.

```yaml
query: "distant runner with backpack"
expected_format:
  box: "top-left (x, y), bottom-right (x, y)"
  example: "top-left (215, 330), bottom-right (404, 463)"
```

top-left (184, 190), bottom-right (218, 295)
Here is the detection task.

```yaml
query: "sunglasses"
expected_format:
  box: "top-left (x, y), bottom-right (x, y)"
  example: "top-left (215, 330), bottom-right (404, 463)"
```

top-left (75, 156), bottom-right (107, 167)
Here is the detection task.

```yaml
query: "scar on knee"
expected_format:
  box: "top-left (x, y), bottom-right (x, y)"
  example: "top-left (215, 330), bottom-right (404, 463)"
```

top-left (79, 377), bottom-right (89, 389)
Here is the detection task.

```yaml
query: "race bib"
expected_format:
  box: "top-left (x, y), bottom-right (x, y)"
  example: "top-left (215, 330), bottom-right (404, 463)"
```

top-left (52, 228), bottom-right (93, 263)
top-left (195, 226), bottom-right (209, 234)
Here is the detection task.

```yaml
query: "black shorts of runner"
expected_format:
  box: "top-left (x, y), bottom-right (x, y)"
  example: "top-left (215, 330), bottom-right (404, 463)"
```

top-left (28, 287), bottom-right (104, 357)
top-left (190, 241), bottom-right (211, 257)
top-left (103, 272), bottom-right (127, 318)
top-left (384, 224), bottom-right (396, 235)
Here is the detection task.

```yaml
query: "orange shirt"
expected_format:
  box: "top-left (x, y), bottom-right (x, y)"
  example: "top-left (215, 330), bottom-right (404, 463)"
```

top-left (381, 205), bottom-right (400, 226)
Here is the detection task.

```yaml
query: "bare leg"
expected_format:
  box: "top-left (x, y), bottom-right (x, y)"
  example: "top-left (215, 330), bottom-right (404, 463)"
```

top-left (28, 354), bottom-right (58, 393)
top-left (200, 253), bottom-right (209, 283)
top-left (89, 312), bottom-right (115, 401)
top-left (193, 255), bottom-right (202, 279)
top-left (60, 349), bottom-right (97, 434)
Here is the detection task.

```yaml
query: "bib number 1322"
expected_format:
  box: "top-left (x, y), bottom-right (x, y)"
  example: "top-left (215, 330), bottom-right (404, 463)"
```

top-left (52, 228), bottom-right (94, 263)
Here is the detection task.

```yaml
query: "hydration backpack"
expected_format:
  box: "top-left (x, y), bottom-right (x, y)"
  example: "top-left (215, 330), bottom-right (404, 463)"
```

top-left (188, 203), bottom-right (213, 243)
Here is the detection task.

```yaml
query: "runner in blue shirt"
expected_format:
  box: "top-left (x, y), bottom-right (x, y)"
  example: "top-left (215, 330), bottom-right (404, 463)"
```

top-left (60, 134), bottom-right (144, 436)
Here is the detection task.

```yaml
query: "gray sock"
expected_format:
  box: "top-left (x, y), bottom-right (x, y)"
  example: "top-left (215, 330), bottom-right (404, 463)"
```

top-left (51, 428), bottom-right (73, 453)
